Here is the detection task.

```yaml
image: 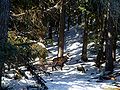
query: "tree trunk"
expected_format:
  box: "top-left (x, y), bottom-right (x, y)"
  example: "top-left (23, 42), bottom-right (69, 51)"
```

top-left (0, 0), bottom-right (10, 89)
top-left (78, 11), bottom-right (82, 25)
top-left (58, 0), bottom-right (66, 57)
top-left (81, 11), bottom-right (88, 62)
top-left (105, 16), bottom-right (114, 73)
top-left (95, 32), bottom-right (105, 68)
top-left (95, 15), bottom-right (105, 69)
top-left (112, 25), bottom-right (117, 61)
top-left (67, 1), bottom-right (71, 31)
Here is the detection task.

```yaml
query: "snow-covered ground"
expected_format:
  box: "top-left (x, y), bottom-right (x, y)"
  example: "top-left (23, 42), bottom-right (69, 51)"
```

top-left (44, 25), bottom-right (120, 90)
top-left (3, 25), bottom-right (120, 90)
top-left (43, 63), bottom-right (104, 90)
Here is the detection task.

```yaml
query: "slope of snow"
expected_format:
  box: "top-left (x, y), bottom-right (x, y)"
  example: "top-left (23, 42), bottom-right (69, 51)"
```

top-left (43, 25), bottom-right (111, 90)
top-left (43, 63), bottom-right (104, 90)
top-left (3, 25), bottom-right (120, 90)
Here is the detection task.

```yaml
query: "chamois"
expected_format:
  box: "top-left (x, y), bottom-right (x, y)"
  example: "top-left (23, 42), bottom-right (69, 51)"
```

top-left (52, 53), bottom-right (69, 71)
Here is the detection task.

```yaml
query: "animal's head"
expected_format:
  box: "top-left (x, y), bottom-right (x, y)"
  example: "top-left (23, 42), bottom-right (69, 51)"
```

top-left (63, 53), bottom-right (70, 62)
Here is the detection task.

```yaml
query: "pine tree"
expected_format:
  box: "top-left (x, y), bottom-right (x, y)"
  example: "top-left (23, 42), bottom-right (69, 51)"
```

top-left (58, 0), bottom-right (66, 57)
top-left (0, 0), bottom-right (10, 89)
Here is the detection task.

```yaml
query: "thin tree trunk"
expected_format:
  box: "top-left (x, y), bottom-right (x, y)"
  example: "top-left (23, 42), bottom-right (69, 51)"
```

top-left (67, 1), bottom-right (70, 31)
top-left (95, 15), bottom-right (106, 69)
top-left (112, 25), bottom-right (117, 61)
top-left (95, 34), bottom-right (104, 67)
top-left (0, 0), bottom-right (10, 89)
top-left (81, 11), bottom-right (88, 62)
top-left (105, 16), bottom-right (114, 73)
top-left (58, 0), bottom-right (66, 57)
top-left (78, 11), bottom-right (82, 25)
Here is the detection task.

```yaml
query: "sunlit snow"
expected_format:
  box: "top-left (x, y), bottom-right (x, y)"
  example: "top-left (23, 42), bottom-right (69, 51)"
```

top-left (3, 25), bottom-right (119, 90)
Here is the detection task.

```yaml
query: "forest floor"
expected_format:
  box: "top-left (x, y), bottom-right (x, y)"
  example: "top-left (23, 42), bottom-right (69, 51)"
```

top-left (3, 25), bottom-right (120, 90)
top-left (44, 25), bottom-right (120, 90)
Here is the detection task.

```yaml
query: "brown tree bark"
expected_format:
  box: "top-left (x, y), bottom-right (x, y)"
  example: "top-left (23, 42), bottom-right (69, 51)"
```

top-left (58, 0), bottom-right (66, 57)
top-left (0, 0), bottom-right (10, 89)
